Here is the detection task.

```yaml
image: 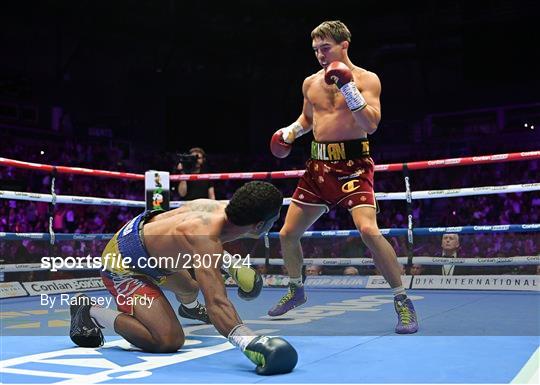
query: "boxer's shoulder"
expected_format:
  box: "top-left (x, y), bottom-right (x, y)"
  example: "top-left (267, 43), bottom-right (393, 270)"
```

top-left (353, 68), bottom-right (380, 86)
top-left (176, 212), bottom-right (217, 231)
top-left (303, 72), bottom-right (320, 88)
top-left (184, 199), bottom-right (225, 213)
top-left (311, 70), bottom-right (324, 79)
top-left (143, 207), bottom-right (220, 243)
top-left (303, 72), bottom-right (326, 97)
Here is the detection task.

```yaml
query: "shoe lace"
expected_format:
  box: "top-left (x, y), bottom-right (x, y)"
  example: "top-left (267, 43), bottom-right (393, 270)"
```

top-left (278, 287), bottom-right (296, 305)
top-left (196, 305), bottom-right (207, 317)
top-left (397, 301), bottom-right (414, 325)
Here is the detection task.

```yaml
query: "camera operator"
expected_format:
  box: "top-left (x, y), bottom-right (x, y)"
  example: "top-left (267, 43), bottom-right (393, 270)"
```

top-left (176, 147), bottom-right (215, 200)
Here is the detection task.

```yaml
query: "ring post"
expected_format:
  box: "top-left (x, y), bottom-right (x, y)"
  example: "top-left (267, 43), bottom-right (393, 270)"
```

top-left (402, 164), bottom-right (414, 268)
top-left (48, 167), bottom-right (57, 246)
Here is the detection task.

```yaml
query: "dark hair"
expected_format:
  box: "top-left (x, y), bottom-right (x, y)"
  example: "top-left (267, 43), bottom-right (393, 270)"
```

top-left (311, 20), bottom-right (351, 43)
top-left (189, 147), bottom-right (206, 158)
top-left (225, 181), bottom-right (283, 226)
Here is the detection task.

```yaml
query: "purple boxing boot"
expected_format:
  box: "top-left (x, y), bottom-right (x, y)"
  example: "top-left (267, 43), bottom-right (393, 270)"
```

top-left (394, 294), bottom-right (419, 334)
top-left (268, 284), bottom-right (307, 317)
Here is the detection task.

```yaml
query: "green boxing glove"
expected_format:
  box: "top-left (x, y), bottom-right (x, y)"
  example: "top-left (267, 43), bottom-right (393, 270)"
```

top-left (244, 336), bottom-right (298, 375)
top-left (229, 264), bottom-right (263, 301)
top-left (229, 325), bottom-right (298, 375)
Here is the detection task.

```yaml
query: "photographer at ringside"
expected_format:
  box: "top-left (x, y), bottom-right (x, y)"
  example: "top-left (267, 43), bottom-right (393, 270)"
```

top-left (176, 147), bottom-right (215, 200)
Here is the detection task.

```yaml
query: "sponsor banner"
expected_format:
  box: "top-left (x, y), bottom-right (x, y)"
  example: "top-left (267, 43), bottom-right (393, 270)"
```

top-left (22, 277), bottom-right (105, 296)
top-left (0, 281), bottom-right (28, 298)
top-left (227, 273), bottom-right (409, 289)
top-left (230, 274), bottom-right (363, 288)
top-left (367, 275), bottom-right (413, 289)
top-left (305, 275), bottom-right (368, 289)
top-left (411, 275), bottom-right (539, 291)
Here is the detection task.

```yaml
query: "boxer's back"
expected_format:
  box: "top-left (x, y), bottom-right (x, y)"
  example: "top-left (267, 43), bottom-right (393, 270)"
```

top-left (143, 199), bottom-right (227, 263)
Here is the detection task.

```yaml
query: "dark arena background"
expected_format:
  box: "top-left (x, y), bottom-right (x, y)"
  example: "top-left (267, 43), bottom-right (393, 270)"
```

top-left (1, 1), bottom-right (539, 384)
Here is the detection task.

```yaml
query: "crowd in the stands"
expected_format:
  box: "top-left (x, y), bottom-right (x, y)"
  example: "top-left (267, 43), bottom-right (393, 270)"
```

top-left (1, 132), bottom-right (538, 280)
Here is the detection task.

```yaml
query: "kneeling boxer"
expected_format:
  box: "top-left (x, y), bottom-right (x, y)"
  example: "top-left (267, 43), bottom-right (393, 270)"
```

top-left (69, 181), bottom-right (297, 375)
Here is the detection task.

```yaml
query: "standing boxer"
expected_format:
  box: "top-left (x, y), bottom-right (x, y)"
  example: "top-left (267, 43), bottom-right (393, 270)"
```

top-left (269, 20), bottom-right (418, 334)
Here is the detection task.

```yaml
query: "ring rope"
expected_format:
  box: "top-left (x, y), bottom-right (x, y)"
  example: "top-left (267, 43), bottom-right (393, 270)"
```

top-left (251, 256), bottom-right (539, 267)
top-left (1, 183), bottom-right (539, 208)
top-left (1, 151), bottom-right (539, 180)
top-left (2, 152), bottom-right (538, 274)
top-left (1, 224), bottom-right (538, 242)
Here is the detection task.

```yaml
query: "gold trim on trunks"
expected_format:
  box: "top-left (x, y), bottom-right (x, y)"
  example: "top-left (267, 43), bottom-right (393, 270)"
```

top-left (311, 140), bottom-right (370, 161)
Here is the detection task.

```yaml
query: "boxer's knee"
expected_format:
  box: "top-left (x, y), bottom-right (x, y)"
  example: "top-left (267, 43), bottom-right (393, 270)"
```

top-left (358, 223), bottom-right (381, 238)
top-left (150, 332), bottom-right (185, 353)
top-left (279, 227), bottom-right (303, 244)
top-left (351, 206), bottom-right (379, 236)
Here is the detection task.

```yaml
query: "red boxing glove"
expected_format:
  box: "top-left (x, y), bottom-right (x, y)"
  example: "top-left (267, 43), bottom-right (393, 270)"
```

top-left (324, 61), bottom-right (353, 88)
top-left (324, 61), bottom-right (366, 112)
top-left (270, 129), bottom-right (292, 158)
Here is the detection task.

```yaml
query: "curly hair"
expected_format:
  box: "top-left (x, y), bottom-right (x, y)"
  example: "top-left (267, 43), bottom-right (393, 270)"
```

top-left (225, 181), bottom-right (283, 226)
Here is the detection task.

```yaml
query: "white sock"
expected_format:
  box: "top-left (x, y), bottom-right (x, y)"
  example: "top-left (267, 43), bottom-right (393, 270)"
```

top-left (392, 286), bottom-right (407, 297)
top-left (182, 300), bottom-right (199, 309)
top-left (228, 324), bottom-right (257, 351)
top-left (289, 276), bottom-right (303, 287)
top-left (89, 306), bottom-right (121, 330)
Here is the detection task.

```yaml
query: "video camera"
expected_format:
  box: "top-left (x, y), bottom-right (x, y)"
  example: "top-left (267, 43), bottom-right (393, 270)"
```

top-left (176, 153), bottom-right (198, 173)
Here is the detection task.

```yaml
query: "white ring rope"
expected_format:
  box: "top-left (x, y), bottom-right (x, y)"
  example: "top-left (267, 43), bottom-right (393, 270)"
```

top-left (1, 183), bottom-right (539, 207)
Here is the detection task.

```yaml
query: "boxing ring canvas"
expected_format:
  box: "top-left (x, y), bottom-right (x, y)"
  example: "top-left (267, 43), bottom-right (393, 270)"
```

top-left (1, 287), bottom-right (538, 383)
